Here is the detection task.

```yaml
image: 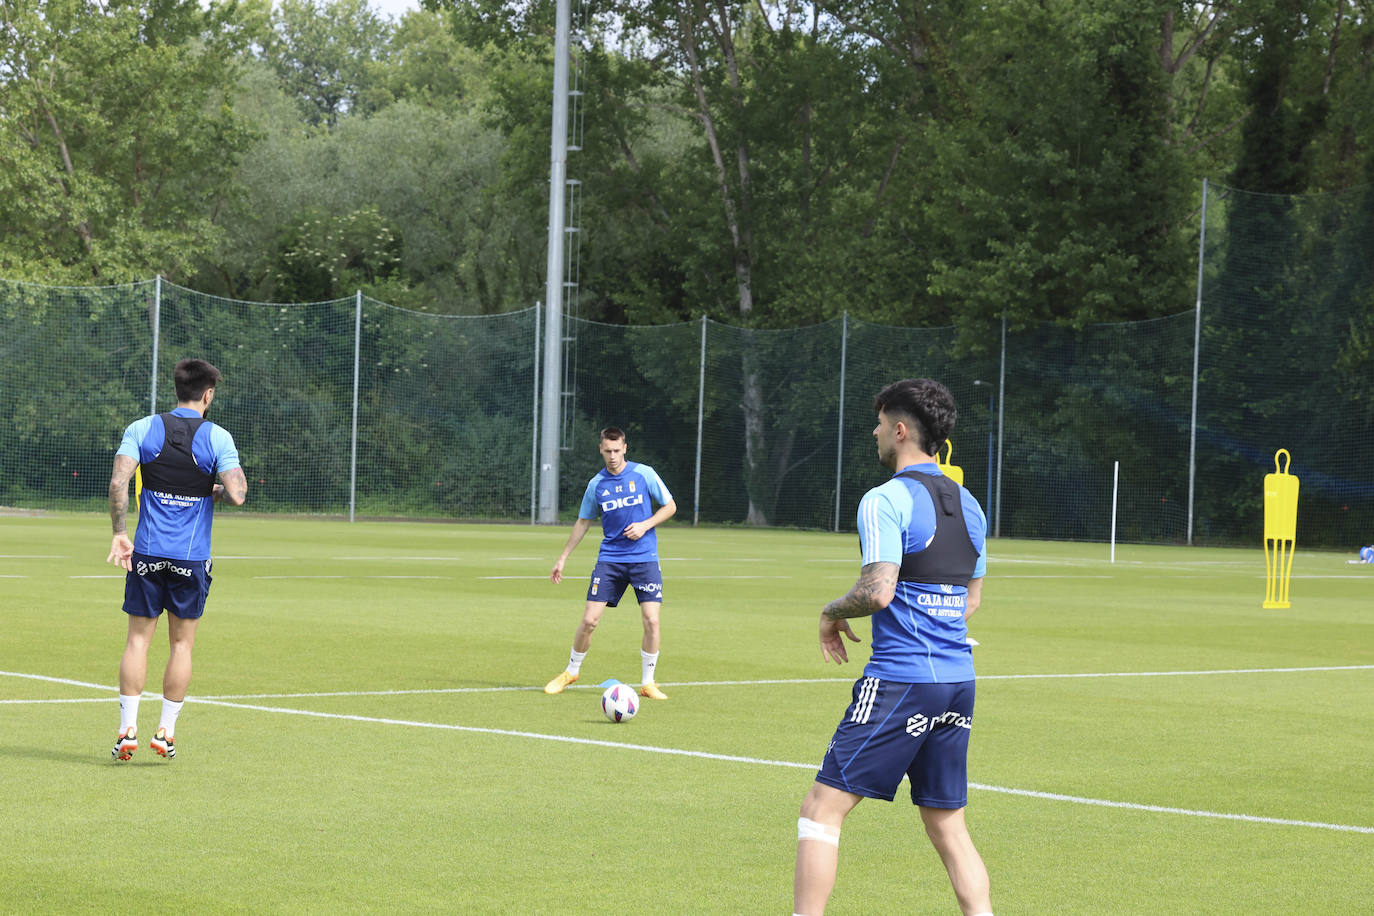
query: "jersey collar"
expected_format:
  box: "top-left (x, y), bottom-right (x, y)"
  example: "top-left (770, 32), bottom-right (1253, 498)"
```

top-left (893, 461), bottom-right (942, 477)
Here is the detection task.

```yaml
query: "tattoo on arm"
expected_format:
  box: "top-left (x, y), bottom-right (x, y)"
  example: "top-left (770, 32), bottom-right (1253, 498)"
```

top-left (220, 467), bottom-right (248, 505)
top-left (108, 455), bottom-right (136, 534)
top-left (823, 562), bottom-right (898, 619)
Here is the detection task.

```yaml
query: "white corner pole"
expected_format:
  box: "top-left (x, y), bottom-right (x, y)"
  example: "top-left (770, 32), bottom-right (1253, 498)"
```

top-left (1111, 459), bottom-right (1120, 563)
top-left (537, 0), bottom-right (573, 524)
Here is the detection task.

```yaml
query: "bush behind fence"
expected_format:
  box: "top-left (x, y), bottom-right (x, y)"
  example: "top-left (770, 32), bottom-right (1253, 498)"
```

top-left (3, 185), bottom-right (1371, 547)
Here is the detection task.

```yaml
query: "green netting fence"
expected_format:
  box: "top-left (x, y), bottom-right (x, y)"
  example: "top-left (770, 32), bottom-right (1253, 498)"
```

top-left (2, 183), bottom-right (1371, 546)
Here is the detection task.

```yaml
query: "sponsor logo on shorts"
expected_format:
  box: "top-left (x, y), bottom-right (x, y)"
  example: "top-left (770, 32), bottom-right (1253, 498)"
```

top-left (634, 581), bottom-right (662, 598)
top-left (907, 710), bottom-right (972, 738)
top-left (135, 560), bottom-right (194, 578)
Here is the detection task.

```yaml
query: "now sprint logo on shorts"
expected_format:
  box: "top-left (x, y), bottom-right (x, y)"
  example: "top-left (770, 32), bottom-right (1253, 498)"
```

top-left (635, 581), bottom-right (663, 599)
top-left (906, 710), bottom-right (973, 738)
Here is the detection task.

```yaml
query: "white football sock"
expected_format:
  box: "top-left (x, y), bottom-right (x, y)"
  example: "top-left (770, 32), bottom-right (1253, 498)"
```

top-left (159, 697), bottom-right (185, 736)
top-left (567, 649), bottom-right (587, 675)
top-left (119, 694), bottom-right (140, 733)
top-left (641, 650), bottom-right (659, 685)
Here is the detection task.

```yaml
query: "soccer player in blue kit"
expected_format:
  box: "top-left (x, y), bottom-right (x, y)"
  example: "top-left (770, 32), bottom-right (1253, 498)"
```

top-left (545, 427), bottom-right (677, 700)
top-left (106, 359), bottom-right (247, 761)
top-left (793, 379), bottom-right (993, 916)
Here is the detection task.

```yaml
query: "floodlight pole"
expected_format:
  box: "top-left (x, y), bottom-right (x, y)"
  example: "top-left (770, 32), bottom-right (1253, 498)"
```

top-left (537, 0), bottom-right (573, 524)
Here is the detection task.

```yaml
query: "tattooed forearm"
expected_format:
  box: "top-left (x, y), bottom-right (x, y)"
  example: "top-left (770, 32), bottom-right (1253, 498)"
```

top-left (823, 562), bottom-right (898, 619)
top-left (108, 455), bottom-right (136, 534)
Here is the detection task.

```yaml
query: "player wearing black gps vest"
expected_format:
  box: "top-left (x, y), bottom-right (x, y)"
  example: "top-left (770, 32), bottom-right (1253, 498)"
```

top-left (107, 358), bottom-right (246, 762)
top-left (794, 378), bottom-right (994, 916)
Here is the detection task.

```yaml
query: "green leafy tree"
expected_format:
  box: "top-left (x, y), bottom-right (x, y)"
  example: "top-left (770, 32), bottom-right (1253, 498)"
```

top-left (0, 0), bottom-right (257, 281)
top-left (261, 0), bottom-right (393, 126)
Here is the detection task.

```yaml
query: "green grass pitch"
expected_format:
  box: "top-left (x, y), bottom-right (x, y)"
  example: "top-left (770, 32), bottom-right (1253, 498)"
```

top-left (2, 513), bottom-right (1371, 913)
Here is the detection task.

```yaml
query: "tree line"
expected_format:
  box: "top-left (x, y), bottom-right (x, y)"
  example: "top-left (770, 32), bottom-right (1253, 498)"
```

top-left (3, 0), bottom-right (1371, 337)
top-left (2, 0), bottom-right (1371, 534)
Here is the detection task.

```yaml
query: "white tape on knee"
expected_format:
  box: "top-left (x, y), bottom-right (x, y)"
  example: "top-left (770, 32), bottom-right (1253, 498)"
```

top-left (797, 817), bottom-right (840, 847)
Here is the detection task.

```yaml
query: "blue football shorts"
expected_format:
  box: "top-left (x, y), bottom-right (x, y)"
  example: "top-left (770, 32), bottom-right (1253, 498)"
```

top-left (585, 560), bottom-right (663, 607)
top-left (123, 552), bottom-right (214, 620)
top-left (815, 676), bottom-right (976, 808)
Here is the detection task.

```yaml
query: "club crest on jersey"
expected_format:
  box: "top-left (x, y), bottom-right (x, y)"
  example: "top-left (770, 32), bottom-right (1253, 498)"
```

top-left (629, 480), bottom-right (636, 492)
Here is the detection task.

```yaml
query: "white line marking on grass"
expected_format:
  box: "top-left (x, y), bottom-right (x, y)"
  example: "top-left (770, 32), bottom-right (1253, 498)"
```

top-left (189, 665), bottom-right (1374, 701)
top-left (252, 575), bottom-right (451, 580)
top-left (997, 575), bottom-right (1114, 579)
top-left (6, 668), bottom-right (1371, 834)
top-left (180, 696), bottom-right (1374, 835)
top-left (477, 574), bottom-right (793, 580)
top-left (0, 575), bottom-right (27, 578)
top-left (0, 554), bottom-right (67, 558)
top-left (68, 575), bottom-right (124, 579)
top-left (194, 696), bottom-right (818, 769)
top-left (968, 784), bottom-right (1374, 834)
top-left (199, 686), bottom-right (548, 699)
top-left (217, 556), bottom-right (293, 559)
top-left (0, 671), bottom-right (113, 691)
top-left (331, 556), bottom-right (458, 561)
top-left (978, 665), bottom-right (1374, 681)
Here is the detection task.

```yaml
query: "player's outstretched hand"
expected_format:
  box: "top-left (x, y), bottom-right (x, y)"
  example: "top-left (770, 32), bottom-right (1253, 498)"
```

top-left (550, 560), bottom-right (565, 584)
top-left (819, 614), bottom-right (861, 664)
top-left (107, 533), bottom-right (134, 571)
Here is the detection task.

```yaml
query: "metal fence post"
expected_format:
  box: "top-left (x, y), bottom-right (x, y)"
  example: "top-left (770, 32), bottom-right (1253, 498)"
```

top-left (149, 275), bottom-right (162, 414)
top-left (1187, 177), bottom-right (1208, 546)
top-left (694, 315), bottom-right (707, 526)
top-left (834, 312), bottom-right (848, 532)
top-left (532, 303), bottom-right (541, 524)
top-left (995, 313), bottom-right (1006, 538)
top-left (349, 290), bottom-right (362, 522)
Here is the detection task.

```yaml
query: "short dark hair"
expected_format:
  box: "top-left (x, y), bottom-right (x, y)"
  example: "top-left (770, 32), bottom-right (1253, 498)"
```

top-left (874, 378), bottom-right (957, 455)
top-left (599, 426), bottom-right (626, 443)
top-left (174, 359), bottom-right (223, 402)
